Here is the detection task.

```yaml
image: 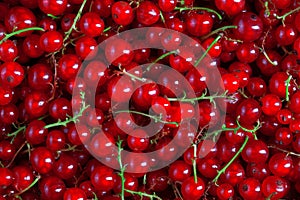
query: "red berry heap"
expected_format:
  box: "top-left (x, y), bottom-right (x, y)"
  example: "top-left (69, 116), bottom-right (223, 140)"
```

top-left (0, 0), bottom-right (300, 199)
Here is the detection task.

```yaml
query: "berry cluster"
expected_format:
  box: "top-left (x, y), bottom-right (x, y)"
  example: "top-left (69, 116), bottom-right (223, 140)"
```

top-left (0, 0), bottom-right (300, 199)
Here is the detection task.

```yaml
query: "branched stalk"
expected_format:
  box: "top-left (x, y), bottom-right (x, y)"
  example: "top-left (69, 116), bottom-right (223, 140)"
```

top-left (0, 27), bottom-right (44, 44)
top-left (276, 6), bottom-right (300, 24)
top-left (212, 136), bottom-right (249, 185)
top-left (117, 140), bottom-right (126, 200)
top-left (44, 92), bottom-right (89, 129)
top-left (167, 90), bottom-right (236, 104)
top-left (63, 0), bottom-right (88, 42)
top-left (124, 189), bottom-right (163, 200)
top-left (268, 145), bottom-right (300, 157)
top-left (114, 110), bottom-right (179, 127)
top-left (174, 7), bottom-right (222, 20)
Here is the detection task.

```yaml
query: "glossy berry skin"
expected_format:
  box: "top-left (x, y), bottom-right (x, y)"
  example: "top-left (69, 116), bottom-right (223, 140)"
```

top-left (0, 103), bottom-right (19, 124)
top-left (136, 1), bottom-right (160, 25)
top-left (0, 40), bottom-right (18, 62)
top-left (246, 77), bottom-right (266, 97)
top-left (238, 178), bottom-right (261, 200)
top-left (39, 31), bottom-right (63, 53)
top-left (0, 140), bottom-right (16, 160)
top-left (215, 0), bottom-right (245, 16)
top-left (25, 120), bottom-right (48, 145)
top-left (168, 160), bottom-right (192, 182)
top-left (38, 0), bottom-right (68, 15)
top-left (275, 127), bottom-right (293, 146)
top-left (79, 12), bottom-right (104, 37)
top-left (158, 0), bottom-right (177, 12)
top-left (27, 63), bottom-right (53, 90)
top-left (275, 24), bottom-right (298, 46)
top-left (12, 165), bottom-right (34, 192)
top-left (75, 36), bottom-right (98, 60)
top-left (236, 98), bottom-right (262, 125)
top-left (242, 139), bottom-right (269, 163)
top-left (186, 12), bottom-right (213, 37)
top-left (236, 42), bottom-right (259, 63)
top-left (53, 154), bottom-right (78, 180)
top-left (233, 12), bottom-right (263, 42)
top-left (22, 34), bottom-right (44, 58)
top-left (269, 72), bottom-right (295, 99)
top-left (58, 54), bottom-right (81, 81)
top-left (268, 153), bottom-right (293, 177)
top-left (0, 62), bottom-right (24, 88)
top-left (4, 6), bottom-right (36, 37)
top-left (261, 94), bottom-right (282, 116)
top-left (39, 176), bottom-right (66, 200)
top-left (63, 188), bottom-right (87, 200)
top-left (221, 162), bottom-right (245, 186)
top-left (24, 92), bottom-right (49, 118)
top-left (289, 91), bottom-right (300, 113)
top-left (30, 147), bottom-right (54, 174)
top-left (181, 177), bottom-right (205, 200)
top-left (262, 176), bottom-right (289, 200)
top-left (105, 38), bottom-right (134, 66)
top-left (217, 183), bottom-right (234, 200)
top-left (90, 166), bottom-right (117, 191)
top-left (49, 98), bottom-right (72, 120)
top-left (0, 168), bottom-right (14, 187)
top-left (111, 1), bottom-right (134, 26)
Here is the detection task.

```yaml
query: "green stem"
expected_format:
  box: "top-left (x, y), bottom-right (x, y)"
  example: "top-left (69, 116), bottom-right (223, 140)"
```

top-left (174, 7), bottom-right (222, 20)
top-left (285, 75), bottom-right (292, 102)
top-left (212, 136), bottom-right (249, 184)
top-left (192, 144), bottom-right (198, 183)
top-left (15, 175), bottom-right (41, 197)
top-left (0, 27), bottom-right (44, 44)
top-left (103, 26), bottom-right (112, 33)
top-left (195, 35), bottom-right (222, 66)
top-left (160, 11), bottom-right (165, 23)
top-left (117, 140), bottom-right (126, 200)
top-left (262, 50), bottom-right (278, 66)
top-left (201, 25), bottom-right (237, 40)
top-left (167, 90), bottom-right (236, 104)
top-left (122, 69), bottom-right (148, 82)
top-left (124, 189), bottom-right (162, 200)
top-left (63, 0), bottom-right (88, 42)
top-left (146, 50), bottom-right (178, 71)
top-left (44, 92), bottom-right (89, 129)
top-left (114, 110), bottom-right (179, 127)
top-left (7, 126), bottom-right (26, 143)
top-left (276, 6), bottom-right (300, 23)
top-left (47, 14), bottom-right (60, 19)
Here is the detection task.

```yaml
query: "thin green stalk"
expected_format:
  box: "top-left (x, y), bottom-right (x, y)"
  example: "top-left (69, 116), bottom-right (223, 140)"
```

top-left (174, 7), bottom-right (222, 20)
top-left (0, 27), bottom-right (44, 44)
top-left (15, 175), bottom-right (41, 197)
top-left (285, 75), bottom-right (292, 102)
top-left (146, 50), bottom-right (178, 71)
top-left (276, 6), bottom-right (300, 23)
top-left (63, 0), bottom-right (88, 42)
top-left (195, 35), bottom-right (222, 66)
top-left (201, 25), bottom-right (237, 40)
top-left (167, 90), bottom-right (236, 104)
top-left (192, 144), bottom-right (198, 183)
top-left (117, 140), bottom-right (126, 200)
top-left (44, 92), bottom-right (89, 129)
top-left (115, 110), bottom-right (179, 127)
top-left (212, 136), bottom-right (249, 185)
top-left (124, 189), bottom-right (162, 200)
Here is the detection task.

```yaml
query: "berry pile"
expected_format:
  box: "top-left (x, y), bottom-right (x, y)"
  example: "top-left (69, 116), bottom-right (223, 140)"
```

top-left (0, 0), bottom-right (300, 199)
